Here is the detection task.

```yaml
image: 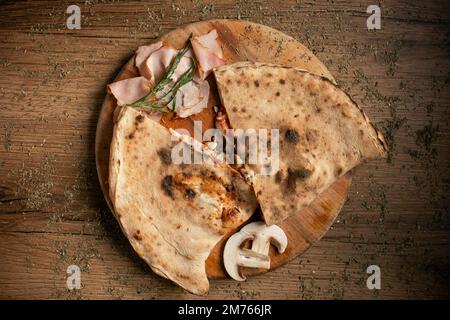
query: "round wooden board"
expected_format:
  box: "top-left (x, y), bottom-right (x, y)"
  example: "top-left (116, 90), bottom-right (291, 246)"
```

top-left (95, 19), bottom-right (351, 280)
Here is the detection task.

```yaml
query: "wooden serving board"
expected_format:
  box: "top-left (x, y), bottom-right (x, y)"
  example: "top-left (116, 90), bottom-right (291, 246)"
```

top-left (95, 19), bottom-right (351, 279)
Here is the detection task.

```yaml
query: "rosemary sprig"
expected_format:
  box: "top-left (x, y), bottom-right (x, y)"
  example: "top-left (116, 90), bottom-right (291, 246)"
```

top-left (160, 56), bottom-right (196, 102)
top-left (127, 33), bottom-right (195, 113)
top-left (153, 34), bottom-right (193, 93)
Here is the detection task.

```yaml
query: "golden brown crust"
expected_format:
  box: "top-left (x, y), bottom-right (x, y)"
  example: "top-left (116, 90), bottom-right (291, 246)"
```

top-left (214, 62), bottom-right (388, 225)
top-left (109, 107), bottom-right (257, 295)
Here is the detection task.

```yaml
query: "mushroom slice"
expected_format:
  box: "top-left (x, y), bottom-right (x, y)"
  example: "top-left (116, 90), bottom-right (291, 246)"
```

top-left (241, 222), bottom-right (288, 255)
top-left (223, 221), bottom-right (288, 281)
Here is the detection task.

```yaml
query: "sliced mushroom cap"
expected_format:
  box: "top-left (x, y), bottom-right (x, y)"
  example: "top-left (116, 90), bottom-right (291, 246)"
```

top-left (223, 231), bottom-right (254, 281)
top-left (241, 221), bottom-right (288, 254)
top-left (223, 221), bottom-right (288, 281)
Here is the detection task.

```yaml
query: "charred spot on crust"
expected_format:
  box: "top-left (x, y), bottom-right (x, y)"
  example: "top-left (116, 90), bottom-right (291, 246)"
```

top-left (199, 169), bottom-right (221, 183)
top-left (225, 184), bottom-right (236, 193)
top-left (254, 80), bottom-right (260, 87)
top-left (161, 175), bottom-right (174, 199)
top-left (279, 79), bottom-right (285, 84)
top-left (135, 115), bottom-right (144, 123)
top-left (232, 107), bottom-right (238, 112)
top-left (127, 132), bottom-right (135, 139)
top-left (275, 170), bottom-right (283, 183)
top-left (287, 168), bottom-right (311, 191)
top-left (185, 188), bottom-right (196, 199)
top-left (221, 207), bottom-right (239, 223)
top-left (305, 130), bottom-right (317, 143)
top-left (175, 273), bottom-right (190, 280)
top-left (275, 91), bottom-right (280, 97)
top-left (133, 232), bottom-right (143, 241)
top-left (297, 168), bottom-right (311, 179)
top-left (285, 129), bottom-right (300, 144)
top-left (335, 166), bottom-right (343, 176)
top-left (157, 148), bottom-right (172, 165)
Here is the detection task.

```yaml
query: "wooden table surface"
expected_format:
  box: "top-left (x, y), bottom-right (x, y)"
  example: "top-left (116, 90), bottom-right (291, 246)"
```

top-left (0, 0), bottom-right (449, 300)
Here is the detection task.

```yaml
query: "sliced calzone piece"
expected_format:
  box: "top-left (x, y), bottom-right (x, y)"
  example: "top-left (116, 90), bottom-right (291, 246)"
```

top-left (109, 106), bottom-right (257, 295)
top-left (213, 62), bottom-right (388, 225)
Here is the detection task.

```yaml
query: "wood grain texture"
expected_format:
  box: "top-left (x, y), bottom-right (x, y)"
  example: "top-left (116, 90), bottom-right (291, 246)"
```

top-left (0, 0), bottom-right (449, 299)
top-left (96, 19), bottom-right (350, 279)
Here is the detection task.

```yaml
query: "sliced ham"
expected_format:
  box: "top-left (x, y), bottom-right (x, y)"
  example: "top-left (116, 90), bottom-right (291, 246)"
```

top-left (172, 49), bottom-right (193, 82)
top-left (141, 46), bottom-right (178, 85)
top-left (135, 41), bottom-right (163, 77)
top-left (145, 47), bottom-right (196, 108)
top-left (113, 32), bottom-right (219, 118)
top-left (107, 76), bottom-right (151, 106)
top-left (197, 30), bottom-right (223, 59)
top-left (175, 82), bottom-right (201, 108)
top-left (191, 29), bottom-right (225, 79)
top-left (174, 77), bottom-right (210, 118)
